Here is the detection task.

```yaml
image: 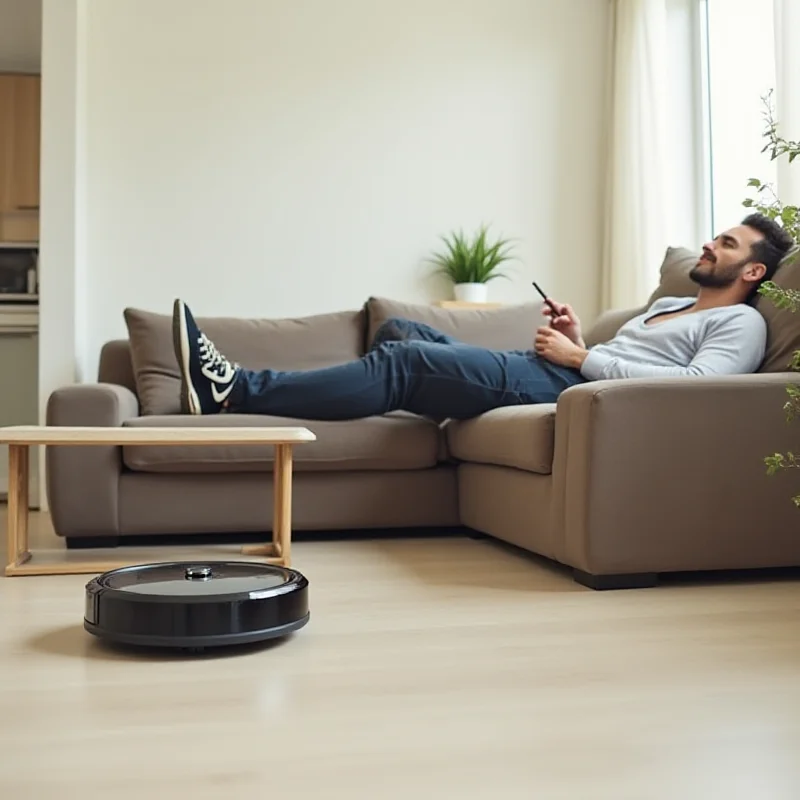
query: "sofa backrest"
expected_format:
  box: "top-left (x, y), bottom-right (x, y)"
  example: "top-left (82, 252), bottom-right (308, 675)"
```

top-left (105, 297), bottom-right (543, 414)
top-left (122, 306), bottom-right (366, 416)
top-left (583, 245), bottom-right (800, 373)
top-left (365, 296), bottom-right (540, 350)
top-left (98, 339), bottom-right (138, 394)
top-left (580, 247), bottom-right (700, 348)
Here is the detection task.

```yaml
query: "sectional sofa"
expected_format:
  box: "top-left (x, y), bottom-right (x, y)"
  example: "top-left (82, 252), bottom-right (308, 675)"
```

top-left (45, 246), bottom-right (800, 588)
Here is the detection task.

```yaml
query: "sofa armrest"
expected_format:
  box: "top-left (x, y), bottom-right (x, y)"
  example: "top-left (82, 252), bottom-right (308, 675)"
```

top-left (45, 383), bottom-right (140, 538)
top-left (550, 373), bottom-right (800, 575)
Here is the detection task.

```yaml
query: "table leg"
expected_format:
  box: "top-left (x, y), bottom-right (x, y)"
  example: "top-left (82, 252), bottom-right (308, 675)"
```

top-left (273, 444), bottom-right (292, 567)
top-left (5, 444), bottom-right (30, 575)
top-left (241, 444), bottom-right (293, 566)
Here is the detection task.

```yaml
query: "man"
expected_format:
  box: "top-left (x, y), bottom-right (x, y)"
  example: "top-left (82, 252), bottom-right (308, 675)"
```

top-left (171, 213), bottom-right (794, 421)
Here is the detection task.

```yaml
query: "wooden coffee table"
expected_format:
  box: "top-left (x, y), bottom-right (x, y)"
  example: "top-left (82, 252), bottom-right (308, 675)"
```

top-left (0, 425), bottom-right (316, 577)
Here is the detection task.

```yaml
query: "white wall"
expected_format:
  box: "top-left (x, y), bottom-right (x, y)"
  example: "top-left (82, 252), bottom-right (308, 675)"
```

top-left (64, 0), bottom-right (611, 380)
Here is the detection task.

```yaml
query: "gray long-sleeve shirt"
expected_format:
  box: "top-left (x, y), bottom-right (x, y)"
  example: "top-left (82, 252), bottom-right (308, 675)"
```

top-left (580, 297), bottom-right (767, 381)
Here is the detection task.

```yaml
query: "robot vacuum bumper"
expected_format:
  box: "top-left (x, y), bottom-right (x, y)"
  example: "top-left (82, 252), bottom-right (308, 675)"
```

top-left (84, 561), bottom-right (310, 649)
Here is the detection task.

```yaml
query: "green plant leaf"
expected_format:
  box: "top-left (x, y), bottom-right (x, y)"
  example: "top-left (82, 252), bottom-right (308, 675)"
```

top-left (753, 92), bottom-right (800, 509)
top-left (757, 281), bottom-right (800, 312)
top-left (427, 224), bottom-right (518, 284)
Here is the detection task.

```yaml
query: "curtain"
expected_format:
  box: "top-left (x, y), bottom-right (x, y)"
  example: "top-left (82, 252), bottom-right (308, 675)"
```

top-left (601, 0), bottom-right (669, 310)
top-left (774, 0), bottom-right (800, 207)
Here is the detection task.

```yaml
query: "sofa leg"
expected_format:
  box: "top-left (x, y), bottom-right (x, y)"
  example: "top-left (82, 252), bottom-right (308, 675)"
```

top-left (66, 536), bottom-right (121, 550)
top-left (572, 569), bottom-right (659, 590)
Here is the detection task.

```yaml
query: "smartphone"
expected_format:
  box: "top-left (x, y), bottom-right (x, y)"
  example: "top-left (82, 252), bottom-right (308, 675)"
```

top-left (532, 281), bottom-right (561, 316)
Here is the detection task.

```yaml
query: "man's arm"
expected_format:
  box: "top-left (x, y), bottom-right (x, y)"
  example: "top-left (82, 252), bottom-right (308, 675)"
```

top-left (580, 313), bottom-right (767, 381)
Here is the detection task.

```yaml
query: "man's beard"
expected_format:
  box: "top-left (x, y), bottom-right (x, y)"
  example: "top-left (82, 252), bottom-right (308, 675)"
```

top-left (689, 256), bottom-right (751, 288)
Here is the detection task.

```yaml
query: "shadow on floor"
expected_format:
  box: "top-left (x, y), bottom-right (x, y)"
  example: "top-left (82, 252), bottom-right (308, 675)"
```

top-left (62, 526), bottom-right (800, 594)
top-left (65, 526), bottom-right (584, 592)
top-left (382, 534), bottom-right (586, 593)
top-left (28, 624), bottom-right (297, 663)
top-left (64, 525), bottom-right (470, 550)
top-left (656, 566), bottom-right (800, 589)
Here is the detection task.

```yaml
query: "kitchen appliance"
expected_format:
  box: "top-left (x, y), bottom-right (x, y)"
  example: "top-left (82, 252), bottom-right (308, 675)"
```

top-left (0, 246), bottom-right (38, 302)
top-left (84, 561), bottom-right (311, 652)
top-left (0, 250), bottom-right (39, 505)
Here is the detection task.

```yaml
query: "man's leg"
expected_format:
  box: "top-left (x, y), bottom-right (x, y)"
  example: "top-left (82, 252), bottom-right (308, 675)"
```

top-left (370, 317), bottom-right (458, 349)
top-left (172, 299), bottom-right (586, 420)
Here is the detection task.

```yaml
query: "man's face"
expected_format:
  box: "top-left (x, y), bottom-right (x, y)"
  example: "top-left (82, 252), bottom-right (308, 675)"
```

top-left (690, 224), bottom-right (766, 288)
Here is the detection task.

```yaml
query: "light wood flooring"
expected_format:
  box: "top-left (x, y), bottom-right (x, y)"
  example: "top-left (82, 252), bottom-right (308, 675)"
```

top-left (2, 511), bottom-right (800, 799)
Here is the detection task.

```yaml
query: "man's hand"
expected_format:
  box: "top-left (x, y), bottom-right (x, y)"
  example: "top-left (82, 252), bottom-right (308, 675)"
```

top-left (534, 326), bottom-right (589, 369)
top-left (541, 300), bottom-right (585, 347)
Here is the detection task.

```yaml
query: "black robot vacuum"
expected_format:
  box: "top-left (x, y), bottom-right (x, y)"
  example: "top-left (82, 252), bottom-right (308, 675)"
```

top-left (84, 561), bottom-right (310, 651)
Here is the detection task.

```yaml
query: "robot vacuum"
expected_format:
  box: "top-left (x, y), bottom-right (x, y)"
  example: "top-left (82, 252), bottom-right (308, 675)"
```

top-left (84, 561), bottom-right (310, 651)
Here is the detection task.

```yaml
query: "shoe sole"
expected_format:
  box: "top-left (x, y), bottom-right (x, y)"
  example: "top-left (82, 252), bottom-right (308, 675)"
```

top-left (172, 299), bottom-right (201, 415)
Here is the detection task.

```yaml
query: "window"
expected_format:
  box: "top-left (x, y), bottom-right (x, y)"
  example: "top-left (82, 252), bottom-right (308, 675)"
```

top-left (704, 0), bottom-right (777, 238)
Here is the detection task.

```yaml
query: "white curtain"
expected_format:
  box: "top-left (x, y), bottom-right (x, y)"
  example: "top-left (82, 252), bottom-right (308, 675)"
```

top-left (601, 0), bottom-right (669, 311)
top-left (774, 0), bottom-right (800, 208)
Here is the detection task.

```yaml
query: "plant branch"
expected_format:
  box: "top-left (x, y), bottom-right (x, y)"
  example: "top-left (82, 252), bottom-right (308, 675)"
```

top-left (748, 90), bottom-right (800, 509)
top-left (744, 91), bottom-right (800, 244)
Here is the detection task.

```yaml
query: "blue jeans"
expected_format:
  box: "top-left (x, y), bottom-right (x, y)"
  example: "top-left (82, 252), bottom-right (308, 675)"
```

top-left (227, 317), bottom-right (586, 420)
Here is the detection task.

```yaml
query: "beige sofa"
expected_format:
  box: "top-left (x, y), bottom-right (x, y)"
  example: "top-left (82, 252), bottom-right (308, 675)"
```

top-left (46, 247), bottom-right (800, 589)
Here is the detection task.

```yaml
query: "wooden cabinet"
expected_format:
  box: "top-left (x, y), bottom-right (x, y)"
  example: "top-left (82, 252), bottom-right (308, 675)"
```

top-left (0, 330), bottom-right (39, 507)
top-left (0, 73), bottom-right (40, 242)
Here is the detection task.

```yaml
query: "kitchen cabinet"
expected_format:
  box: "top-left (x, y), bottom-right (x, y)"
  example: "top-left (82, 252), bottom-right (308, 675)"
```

top-left (0, 73), bottom-right (40, 243)
top-left (0, 304), bottom-right (39, 508)
top-left (0, 332), bottom-right (39, 508)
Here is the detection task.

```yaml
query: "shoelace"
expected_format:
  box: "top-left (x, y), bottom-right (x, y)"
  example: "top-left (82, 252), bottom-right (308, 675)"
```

top-left (198, 334), bottom-right (230, 374)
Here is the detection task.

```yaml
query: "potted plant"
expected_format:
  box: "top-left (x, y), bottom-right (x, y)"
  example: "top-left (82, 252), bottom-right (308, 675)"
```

top-left (429, 224), bottom-right (517, 303)
top-left (745, 91), bottom-right (800, 505)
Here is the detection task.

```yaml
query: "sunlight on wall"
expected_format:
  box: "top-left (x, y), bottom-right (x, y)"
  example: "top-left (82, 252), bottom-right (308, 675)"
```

top-left (706, 0), bottom-right (776, 236)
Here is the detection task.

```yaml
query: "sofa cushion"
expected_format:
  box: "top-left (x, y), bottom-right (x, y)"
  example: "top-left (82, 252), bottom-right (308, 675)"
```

top-left (445, 405), bottom-right (556, 474)
top-left (365, 296), bottom-right (539, 351)
top-left (647, 246), bottom-right (702, 304)
top-left (123, 307), bottom-right (366, 416)
top-left (754, 249), bottom-right (800, 372)
top-left (121, 412), bottom-right (442, 473)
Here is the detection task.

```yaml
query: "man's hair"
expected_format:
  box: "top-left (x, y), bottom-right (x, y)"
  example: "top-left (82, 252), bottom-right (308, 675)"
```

top-left (741, 213), bottom-right (795, 293)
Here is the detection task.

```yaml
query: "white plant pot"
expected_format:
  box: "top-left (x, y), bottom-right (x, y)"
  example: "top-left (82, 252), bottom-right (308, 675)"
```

top-left (453, 283), bottom-right (488, 303)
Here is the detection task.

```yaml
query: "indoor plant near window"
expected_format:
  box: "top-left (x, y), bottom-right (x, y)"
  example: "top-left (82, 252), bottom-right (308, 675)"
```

top-left (429, 224), bottom-right (516, 303)
top-left (745, 92), bottom-right (800, 505)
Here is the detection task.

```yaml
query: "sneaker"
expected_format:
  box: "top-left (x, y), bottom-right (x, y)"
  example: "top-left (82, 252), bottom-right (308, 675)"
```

top-left (172, 299), bottom-right (240, 415)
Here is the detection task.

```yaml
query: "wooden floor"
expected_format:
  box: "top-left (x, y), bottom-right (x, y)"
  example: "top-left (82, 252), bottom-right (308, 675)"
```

top-left (2, 512), bottom-right (800, 799)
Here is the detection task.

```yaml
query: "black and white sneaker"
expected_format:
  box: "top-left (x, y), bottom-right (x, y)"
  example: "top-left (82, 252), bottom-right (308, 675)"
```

top-left (172, 299), bottom-right (240, 415)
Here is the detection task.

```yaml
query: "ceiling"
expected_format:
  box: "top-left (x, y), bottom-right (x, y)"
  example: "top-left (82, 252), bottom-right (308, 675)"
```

top-left (0, 0), bottom-right (41, 72)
